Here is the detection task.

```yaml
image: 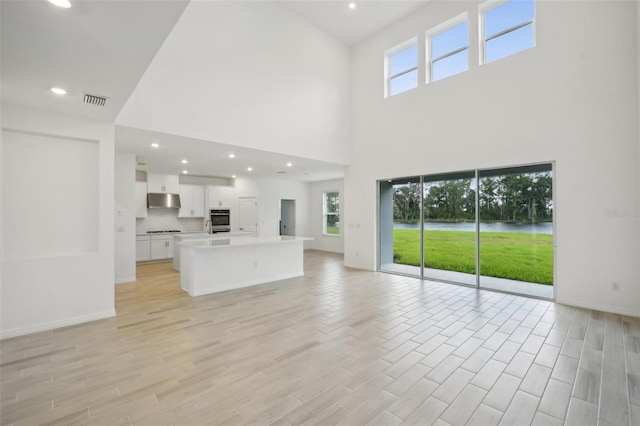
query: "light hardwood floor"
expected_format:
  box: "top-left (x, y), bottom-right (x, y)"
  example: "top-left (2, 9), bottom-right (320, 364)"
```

top-left (1, 250), bottom-right (639, 425)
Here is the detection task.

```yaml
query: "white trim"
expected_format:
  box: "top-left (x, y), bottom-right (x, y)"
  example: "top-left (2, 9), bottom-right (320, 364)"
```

top-left (0, 309), bottom-right (116, 340)
top-left (478, 0), bottom-right (536, 65)
top-left (557, 298), bottom-right (640, 318)
top-left (383, 37), bottom-right (418, 98)
top-left (425, 12), bottom-right (469, 84)
top-left (115, 276), bottom-right (136, 284)
top-left (322, 190), bottom-right (341, 236)
top-left (187, 272), bottom-right (304, 297)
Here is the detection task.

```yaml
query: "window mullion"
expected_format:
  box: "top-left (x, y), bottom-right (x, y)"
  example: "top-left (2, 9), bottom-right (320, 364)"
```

top-left (485, 19), bottom-right (533, 43)
top-left (389, 66), bottom-right (418, 81)
top-left (431, 46), bottom-right (468, 64)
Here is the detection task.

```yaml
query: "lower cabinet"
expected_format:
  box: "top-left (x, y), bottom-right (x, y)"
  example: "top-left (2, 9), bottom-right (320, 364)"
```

top-left (136, 235), bottom-right (174, 262)
top-left (136, 236), bottom-right (151, 262)
top-left (150, 235), bottom-right (174, 260)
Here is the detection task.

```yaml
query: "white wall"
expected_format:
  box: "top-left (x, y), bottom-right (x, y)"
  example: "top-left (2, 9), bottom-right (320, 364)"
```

top-left (115, 152), bottom-right (136, 284)
top-left (3, 131), bottom-right (99, 259)
top-left (136, 211), bottom-right (205, 234)
top-left (637, 0), bottom-right (640, 305)
top-left (235, 177), bottom-right (310, 243)
top-left (116, 1), bottom-right (350, 165)
top-left (1, 104), bottom-right (115, 338)
top-left (308, 179), bottom-right (344, 253)
top-left (346, 0), bottom-right (640, 316)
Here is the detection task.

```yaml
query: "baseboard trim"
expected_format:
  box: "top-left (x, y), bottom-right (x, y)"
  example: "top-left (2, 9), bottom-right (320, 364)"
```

top-left (557, 298), bottom-right (640, 317)
top-left (115, 276), bottom-right (136, 284)
top-left (0, 309), bottom-right (116, 340)
top-left (191, 271), bottom-right (304, 297)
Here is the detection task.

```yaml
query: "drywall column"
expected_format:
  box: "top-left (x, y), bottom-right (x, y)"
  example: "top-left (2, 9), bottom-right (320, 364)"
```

top-left (115, 152), bottom-right (136, 283)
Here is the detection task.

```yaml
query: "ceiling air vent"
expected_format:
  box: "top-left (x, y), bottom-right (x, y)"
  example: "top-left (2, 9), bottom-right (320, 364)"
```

top-left (83, 93), bottom-right (108, 107)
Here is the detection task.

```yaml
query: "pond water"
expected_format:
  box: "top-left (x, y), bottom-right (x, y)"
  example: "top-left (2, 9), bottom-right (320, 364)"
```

top-left (394, 221), bottom-right (553, 234)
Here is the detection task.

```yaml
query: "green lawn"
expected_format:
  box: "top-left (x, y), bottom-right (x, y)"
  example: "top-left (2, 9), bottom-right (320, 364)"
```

top-left (326, 226), bottom-right (340, 235)
top-left (393, 229), bottom-right (553, 285)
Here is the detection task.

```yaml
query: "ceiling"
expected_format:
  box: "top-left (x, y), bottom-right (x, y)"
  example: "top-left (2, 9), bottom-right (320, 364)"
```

top-left (1, 0), bottom-right (431, 182)
top-left (0, 0), bottom-right (189, 122)
top-left (279, 0), bottom-right (430, 45)
top-left (116, 126), bottom-right (347, 182)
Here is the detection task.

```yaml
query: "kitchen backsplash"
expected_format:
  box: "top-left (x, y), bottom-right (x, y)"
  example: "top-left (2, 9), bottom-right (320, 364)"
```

top-left (136, 209), bottom-right (206, 234)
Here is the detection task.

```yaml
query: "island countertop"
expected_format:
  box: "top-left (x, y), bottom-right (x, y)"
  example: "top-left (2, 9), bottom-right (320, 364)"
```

top-left (172, 232), bottom-right (254, 270)
top-left (179, 235), bottom-right (312, 250)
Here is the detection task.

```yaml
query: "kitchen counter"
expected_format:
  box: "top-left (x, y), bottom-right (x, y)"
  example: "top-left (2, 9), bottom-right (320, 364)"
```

top-left (136, 231), bottom-right (207, 236)
top-left (172, 232), bottom-right (253, 270)
top-left (179, 236), bottom-right (313, 297)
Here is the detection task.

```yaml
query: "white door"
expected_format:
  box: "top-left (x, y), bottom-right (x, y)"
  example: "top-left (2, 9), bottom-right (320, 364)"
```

top-left (280, 199), bottom-right (296, 236)
top-left (238, 197), bottom-right (258, 236)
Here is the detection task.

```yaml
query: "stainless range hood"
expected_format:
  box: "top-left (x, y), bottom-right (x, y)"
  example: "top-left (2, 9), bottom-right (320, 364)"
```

top-left (147, 193), bottom-right (181, 209)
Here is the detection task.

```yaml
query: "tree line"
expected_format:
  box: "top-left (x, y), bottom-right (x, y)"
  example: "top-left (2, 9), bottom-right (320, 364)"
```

top-left (393, 173), bottom-right (552, 222)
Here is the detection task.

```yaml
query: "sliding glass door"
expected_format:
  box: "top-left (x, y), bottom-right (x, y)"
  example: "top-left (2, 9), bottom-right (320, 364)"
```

top-left (379, 177), bottom-right (422, 276)
top-left (422, 172), bottom-right (476, 285)
top-left (478, 165), bottom-right (553, 298)
top-left (378, 163), bottom-right (554, 299)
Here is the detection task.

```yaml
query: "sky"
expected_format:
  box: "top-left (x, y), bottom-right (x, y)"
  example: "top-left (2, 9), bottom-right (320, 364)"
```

top-left (389, 0), bottom-right (535, 96)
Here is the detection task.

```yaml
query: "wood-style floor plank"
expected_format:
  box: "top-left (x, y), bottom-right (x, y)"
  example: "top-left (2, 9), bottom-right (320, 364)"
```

top-left (1, 251), bottom-right (639, 425)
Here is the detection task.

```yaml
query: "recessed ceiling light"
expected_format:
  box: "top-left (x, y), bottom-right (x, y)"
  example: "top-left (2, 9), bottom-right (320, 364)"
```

top-left (232, 175), bottom-right (236, 178)
top-left (48, 0), bottom-right (71, 9)
top-left (181, 159), bottom-right (188, 164)
top-left (286, 162), bottom-right (293, 167)
top-left (228, 153), bottom-right (235, 158)
top-left (50, 87), bottom-right (67, 95)
top-left (151, 143), bottom-right (159, 148)
top-left (348, 2), bottom-right (356, 10)
top-left (182, 170), bottom-right (188, 174)
top-left (247, 167), bottom-right (253, 172)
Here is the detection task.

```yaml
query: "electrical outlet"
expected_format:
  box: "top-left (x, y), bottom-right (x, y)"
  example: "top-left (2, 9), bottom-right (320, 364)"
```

top-left (611, 282), bottom-right (620, 291)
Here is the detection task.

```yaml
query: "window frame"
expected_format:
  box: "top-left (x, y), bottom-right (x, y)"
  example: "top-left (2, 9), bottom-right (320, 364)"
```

top-left (425, 12), bottom-right (469, 84)
top-left (322, 191), bottom-right (341, 236)
top-left (479, 0), bottom-right (536, 65)
top-left (384, 37), bottom-right (419, 98)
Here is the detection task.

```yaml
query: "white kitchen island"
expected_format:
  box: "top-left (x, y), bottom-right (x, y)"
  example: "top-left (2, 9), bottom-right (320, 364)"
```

top-left (179, 236), bottom-right (312, 297)
top-left (172, 232), bottom-right (253, 271)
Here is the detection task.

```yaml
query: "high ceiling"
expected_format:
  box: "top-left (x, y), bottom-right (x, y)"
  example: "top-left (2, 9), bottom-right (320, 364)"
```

top-left (1, 0), bottom-right (190, 122)
top-left (279, 0), bottom-right (430, 45)
top-left (1, 0), bottom-right (431, 181)
top-left (116, 126), bottom-right (347, 182)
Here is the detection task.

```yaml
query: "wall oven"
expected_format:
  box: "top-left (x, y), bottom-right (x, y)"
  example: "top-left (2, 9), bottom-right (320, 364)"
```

top-left (209, 209), bottom-right (231, 233)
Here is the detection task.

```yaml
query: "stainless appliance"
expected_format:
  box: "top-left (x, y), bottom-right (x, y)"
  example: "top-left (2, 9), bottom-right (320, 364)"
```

top-left (147, 193), bottom-right (181, 209)
top-left (209, 209), bottom-right (231, 233)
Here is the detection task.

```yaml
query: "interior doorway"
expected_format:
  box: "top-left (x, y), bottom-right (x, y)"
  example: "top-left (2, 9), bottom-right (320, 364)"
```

top-left (238, 197), bottom-right (258, 236)
top-left (280, 199), bottom-right (296, 236)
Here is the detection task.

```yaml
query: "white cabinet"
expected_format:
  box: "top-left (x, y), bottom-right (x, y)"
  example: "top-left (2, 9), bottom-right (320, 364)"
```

top-left (150, 235), bottom-right (174, 260)
top-left (135, 181), bottom-right (147, 218)
top-left (147, 174), bottom-right (179, 193)
top-left (178, 185), bottom-right (205, 218)
top-left (136, 236), bottom-right (150, 261)
top-left (207, 186), bottom-right (236, 209)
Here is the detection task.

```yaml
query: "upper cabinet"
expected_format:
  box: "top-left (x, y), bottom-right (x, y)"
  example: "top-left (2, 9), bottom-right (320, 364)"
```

top-left (147, 174), bottom-right (180, 193)
top-left (178, 185), bottom-right (205, 218)
top-left (135, 181), bottom-right (147, 218)
top-left (207, 186), bottom-right (236, 210)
